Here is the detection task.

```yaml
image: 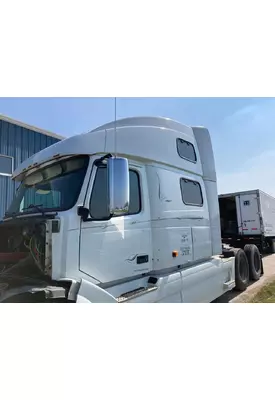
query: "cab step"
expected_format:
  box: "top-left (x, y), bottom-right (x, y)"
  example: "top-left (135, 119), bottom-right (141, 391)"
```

top-left (117, 286), bottom-right (158, 303)
top-left (223, 280), bottom-right (235, 291)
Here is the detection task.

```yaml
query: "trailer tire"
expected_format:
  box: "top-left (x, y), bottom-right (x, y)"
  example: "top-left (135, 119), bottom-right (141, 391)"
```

top-left (244, 244), bottom-right (262, 281)
top-left (269, 239), bottom-right (275, 254)
top-left (234, 248), bottom-right (250, 291)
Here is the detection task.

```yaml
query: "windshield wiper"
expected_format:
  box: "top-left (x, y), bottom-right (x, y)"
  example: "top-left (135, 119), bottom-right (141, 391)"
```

top-left (22, 204), bottom-right (45, 215)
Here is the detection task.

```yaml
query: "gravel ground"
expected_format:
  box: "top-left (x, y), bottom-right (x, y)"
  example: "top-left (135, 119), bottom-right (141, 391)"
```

top-left (215, 254), bottom-right (275, 303)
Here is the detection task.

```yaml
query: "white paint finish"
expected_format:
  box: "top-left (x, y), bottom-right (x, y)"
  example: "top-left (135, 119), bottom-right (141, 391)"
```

top-left (80, 219), bottom-right (152, 283)
top-left (156, 293), bottom-right (182, 303)
top-left (152, 227), bottom-right (193, 270)
top-left (220, 189), bottom-right (275, 238)
top-left (107, 257), bottom-right (235, 303)
top-left (192, 127), bottom-right (217, 181)
top-left (9, 116), bottom-right (239, 302)
top-left (181, 257), bottom-right (234, 303)
top-left (79, 161), bottom-right (152, 283)
top-left (127, 271), bottom-right (183, 303)
top-left (193, 127), bottom-right (222, 256)
top-left (12, 129), bottom-right (106, 181)
top-left (51, 216), bottom-right (68, 280)
top-left (106, 276), bottom-right (150, 298)
top-left (259, 191), bottom-right (275, 237)
top-left (157, 271), bottom-right (183, 300)
top-left (92, 116), bottom-right (195, 137)
top-left (238, 193), bottom-right (261, 235)
top-left (12, 116), bottom-right (202, 181)
top-left (52, 226), bottom-right (101, 284)
top-left (146, 165), bottom-right (206, 220)
top-left (76, 295), bottom-right (92, 303)
top-left (50, 214), bottom-right (81, 280)
top-left (192, 227), bottom-right (212, 260)
top-left (50, 158), bottom-right (101, 280)
top-left (106, 126), bottom-right (202, 176)
top-left (77, 279), bottom-right (117, 303)
top-left (146, 165), bottom-right (212, 270)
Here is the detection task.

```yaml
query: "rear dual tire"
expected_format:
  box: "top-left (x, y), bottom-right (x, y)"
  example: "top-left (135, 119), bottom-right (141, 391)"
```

top-left (234, 245), bottom-right (262, 291)
top-left (244, 244), bottom-right (262, 281)
top-left (234, 249), bottom-right (250, 291)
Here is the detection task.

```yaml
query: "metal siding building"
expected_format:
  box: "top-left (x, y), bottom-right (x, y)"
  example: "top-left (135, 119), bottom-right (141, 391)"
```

top-left (0, 115), bottom-right (64, 219)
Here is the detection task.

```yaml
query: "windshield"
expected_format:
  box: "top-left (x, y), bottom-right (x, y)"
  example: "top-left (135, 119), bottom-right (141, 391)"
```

top-left (6, 155), bottom-right (89, 216)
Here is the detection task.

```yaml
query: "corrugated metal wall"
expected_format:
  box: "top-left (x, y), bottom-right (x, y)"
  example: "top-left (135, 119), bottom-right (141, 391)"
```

top-left (0, 119), bottom-right (60, 219)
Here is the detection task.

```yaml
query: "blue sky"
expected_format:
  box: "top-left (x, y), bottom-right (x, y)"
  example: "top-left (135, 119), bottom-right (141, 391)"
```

top-left (1, 97), bottom-right (275, 195)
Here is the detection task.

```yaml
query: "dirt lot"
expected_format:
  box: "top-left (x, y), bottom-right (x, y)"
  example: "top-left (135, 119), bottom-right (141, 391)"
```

top-left (215, 254), bottom-right (275, 303)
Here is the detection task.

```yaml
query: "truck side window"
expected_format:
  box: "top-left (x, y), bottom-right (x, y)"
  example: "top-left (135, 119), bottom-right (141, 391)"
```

top-left (180, 178), bottom-right (203, 206)
top-left (89, 166), bottom-right (141, 220)
top-left (176, 138), bottom-right (197, 162)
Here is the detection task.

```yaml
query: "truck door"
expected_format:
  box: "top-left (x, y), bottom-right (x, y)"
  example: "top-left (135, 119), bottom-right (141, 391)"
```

top-left (237, 193), bottom-right (261, 235)
top-left (79, 160), bottom-right (153, 284)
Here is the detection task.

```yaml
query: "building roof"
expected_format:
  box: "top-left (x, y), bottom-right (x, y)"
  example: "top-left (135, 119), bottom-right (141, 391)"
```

top-left (0, 114), bottom-right (65, 140)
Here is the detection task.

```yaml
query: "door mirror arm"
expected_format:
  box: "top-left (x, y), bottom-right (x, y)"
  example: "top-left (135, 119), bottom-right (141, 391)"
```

top-left (77, 206), bottom-right (90, 222)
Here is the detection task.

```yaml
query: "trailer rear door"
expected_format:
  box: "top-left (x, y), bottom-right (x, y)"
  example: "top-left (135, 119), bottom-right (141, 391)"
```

top-left (237, 193), bottom-right (261, 235)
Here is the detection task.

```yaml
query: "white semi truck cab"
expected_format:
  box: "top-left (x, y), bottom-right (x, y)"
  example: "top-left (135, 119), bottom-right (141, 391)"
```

top-left (0, 117), bottom-right (263, 302)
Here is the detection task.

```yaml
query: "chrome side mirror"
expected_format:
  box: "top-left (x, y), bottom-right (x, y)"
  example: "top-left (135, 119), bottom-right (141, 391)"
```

top-left (107, 157), bottom-right (130, 216)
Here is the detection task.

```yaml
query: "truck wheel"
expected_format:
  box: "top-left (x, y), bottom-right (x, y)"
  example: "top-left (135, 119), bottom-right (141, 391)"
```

top-left (269, 239), bottom-right (275, 254)
top-left (234, 248), bottom-right (250, 291)
top-left (244, 244), bottom-right (262, 281)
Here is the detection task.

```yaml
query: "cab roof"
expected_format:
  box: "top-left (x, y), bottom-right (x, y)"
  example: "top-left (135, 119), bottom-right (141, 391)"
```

top-left (12, 116), bottom-right (201, 181)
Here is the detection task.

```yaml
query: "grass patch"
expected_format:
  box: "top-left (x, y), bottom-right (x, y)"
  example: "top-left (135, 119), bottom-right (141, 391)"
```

top-left (251, 280), bottom-right (275, 303)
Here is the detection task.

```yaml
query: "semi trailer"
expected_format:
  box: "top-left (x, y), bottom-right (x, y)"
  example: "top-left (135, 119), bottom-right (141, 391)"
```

top-left (219, 189), bottom-right (275, 253)
top-left (0, 116), bottom-right (263, 303)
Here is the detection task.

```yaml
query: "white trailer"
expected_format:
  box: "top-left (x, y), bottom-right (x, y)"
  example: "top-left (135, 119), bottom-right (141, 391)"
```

top-left (219, 189), bottom-right (275, 252)
top-left (0, 117), bottom-right (264, 303)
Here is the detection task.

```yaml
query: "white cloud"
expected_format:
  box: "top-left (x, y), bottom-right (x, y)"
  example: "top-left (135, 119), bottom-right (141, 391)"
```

top-left (216, 99), bottom-right (275, 197)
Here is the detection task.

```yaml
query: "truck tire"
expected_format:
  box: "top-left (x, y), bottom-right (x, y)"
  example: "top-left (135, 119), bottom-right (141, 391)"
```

top-left (269, 239), bottom-right (275, 254)
top-left (244, 244), bottom-right (262, 281)
top-left (234, 248), bottom-right (250, 291)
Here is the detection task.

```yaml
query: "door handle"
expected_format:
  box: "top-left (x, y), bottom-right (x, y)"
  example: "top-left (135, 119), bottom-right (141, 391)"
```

top-left (136, 255), bottom-right (149, 264)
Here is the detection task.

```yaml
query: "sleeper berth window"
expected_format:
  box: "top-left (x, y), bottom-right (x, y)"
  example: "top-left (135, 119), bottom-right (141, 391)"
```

top-left (176, 138), bottom-right (197, 163)
top-left (180, 178), bottom-right (203, 206)
top-left (89, 166), bottom-right (141, 220)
